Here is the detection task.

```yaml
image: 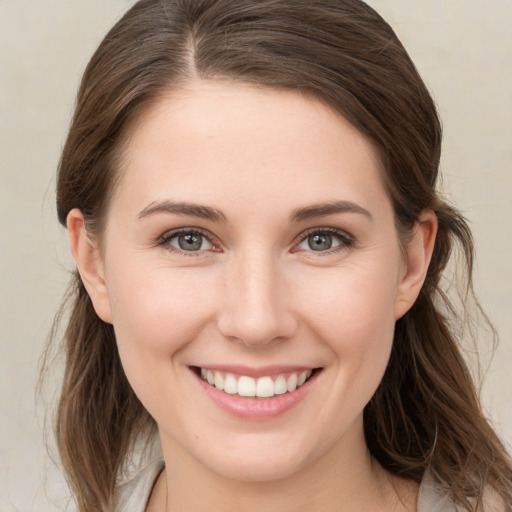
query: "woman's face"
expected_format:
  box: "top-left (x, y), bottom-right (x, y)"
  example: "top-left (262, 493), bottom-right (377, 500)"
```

top-left (76, 80), bottom-right (431, 482)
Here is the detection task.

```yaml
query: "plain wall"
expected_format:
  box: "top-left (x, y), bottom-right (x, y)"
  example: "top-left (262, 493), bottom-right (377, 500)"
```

top-left (1, 1), bottom-right (510, 510)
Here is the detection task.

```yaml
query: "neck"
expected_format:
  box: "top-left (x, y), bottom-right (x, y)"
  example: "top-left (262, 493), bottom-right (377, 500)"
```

top-left (152, 420), bottom-right (418, 512)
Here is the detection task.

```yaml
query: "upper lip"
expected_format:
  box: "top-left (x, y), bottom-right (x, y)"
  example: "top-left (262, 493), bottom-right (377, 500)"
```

top-left (191, 365), bottom-right (319, 378)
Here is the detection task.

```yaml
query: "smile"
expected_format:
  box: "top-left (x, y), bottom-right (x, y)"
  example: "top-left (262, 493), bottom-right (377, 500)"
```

top-left (193, 366), bottom-right (323, 420)
top-left (199, 368), bottom-right (314, 398)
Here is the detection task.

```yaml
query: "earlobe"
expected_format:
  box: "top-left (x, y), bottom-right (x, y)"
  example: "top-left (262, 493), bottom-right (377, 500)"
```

top-left (67, 209), bottom-right (113, 323)
top-left (394, 210), bottom-right (438, 320)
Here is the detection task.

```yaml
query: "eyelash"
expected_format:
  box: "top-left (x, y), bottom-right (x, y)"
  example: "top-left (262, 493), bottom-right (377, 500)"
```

top-left (292, 227), bottom-right (355, 255)
top-left (158, 227), bottom-right (220, 256)
top-left (157, 227), bottom-right (354, 256)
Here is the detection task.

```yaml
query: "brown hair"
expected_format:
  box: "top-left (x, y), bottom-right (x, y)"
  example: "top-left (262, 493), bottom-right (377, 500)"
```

top-left (49, 0), bottom-right (512, 510)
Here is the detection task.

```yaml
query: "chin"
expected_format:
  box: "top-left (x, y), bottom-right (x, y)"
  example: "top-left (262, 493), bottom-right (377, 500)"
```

top-left (188, 430), bottom-right (322, 484)
top-left (206, 451), bottom-right (308, 483)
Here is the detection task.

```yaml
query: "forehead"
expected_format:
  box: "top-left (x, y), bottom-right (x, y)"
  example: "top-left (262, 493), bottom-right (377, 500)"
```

top-left (113, 79), bottom-right (389, 218)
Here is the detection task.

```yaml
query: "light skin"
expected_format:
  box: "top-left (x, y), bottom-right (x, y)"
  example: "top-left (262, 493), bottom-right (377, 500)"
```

top-left (68, 80), bottom-right (437, 511)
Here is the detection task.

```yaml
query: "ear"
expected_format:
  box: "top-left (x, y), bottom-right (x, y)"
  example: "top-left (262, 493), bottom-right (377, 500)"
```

top-left (67, 208), bottom-right (113, 323)
top-left (394, 209), bottom-right (438, 320)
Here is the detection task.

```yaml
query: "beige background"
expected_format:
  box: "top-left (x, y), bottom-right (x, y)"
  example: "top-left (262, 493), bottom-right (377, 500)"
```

top-left (1, 1), bottom-right (510, 510)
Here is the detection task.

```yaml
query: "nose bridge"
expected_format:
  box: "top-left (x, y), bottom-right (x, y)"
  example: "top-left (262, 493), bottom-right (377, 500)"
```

top-left (218, 247), bottom-right (296, 347)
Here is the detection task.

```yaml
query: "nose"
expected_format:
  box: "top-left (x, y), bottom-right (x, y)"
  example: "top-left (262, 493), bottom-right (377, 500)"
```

top-left (217, 251), bottom-right (298, 348)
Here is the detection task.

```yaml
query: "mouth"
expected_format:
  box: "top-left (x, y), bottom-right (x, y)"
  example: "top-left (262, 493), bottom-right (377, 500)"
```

top-left (193, 366), bottom-right (321, 399)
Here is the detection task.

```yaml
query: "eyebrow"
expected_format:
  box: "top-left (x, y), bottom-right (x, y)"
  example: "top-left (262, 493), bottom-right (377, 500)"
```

top-left (290, 201), bottom-right (373, 222)
top-left (137, 199), bottom-right (372, 223)
top-left (137, 200), bottom-right (227, 222)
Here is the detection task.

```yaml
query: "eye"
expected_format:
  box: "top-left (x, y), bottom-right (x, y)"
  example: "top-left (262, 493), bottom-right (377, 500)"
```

top-left (294, 228), bottom-right (353, 253)
top-left (160, 229), bottom-right (216, 253)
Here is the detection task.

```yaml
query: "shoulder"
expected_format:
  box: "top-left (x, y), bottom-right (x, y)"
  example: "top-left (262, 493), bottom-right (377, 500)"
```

top-left (418, 472), bottom-right (457, 511)
top-left (114, 458), bottom-right (165, 512)
top-left (418, 472), bottom-right (508, 512)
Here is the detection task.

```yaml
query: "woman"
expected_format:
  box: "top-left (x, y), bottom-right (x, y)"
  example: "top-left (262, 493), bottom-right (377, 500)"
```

top-left (49, 0), bottom-right (512, 510)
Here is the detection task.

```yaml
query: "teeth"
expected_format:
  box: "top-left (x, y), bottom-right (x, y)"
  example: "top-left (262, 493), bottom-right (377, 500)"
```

top-left (287, 373), bottom-right (298, 392)
top-left (200, 369), bottom-right (313, 398)
top-left (298, 371), bottom-right (308, 386)
top-left (256, 376), bottom-right (274, 398)
top-left (224, 374), bottom-right (237, 394)
top-left (214, 372), bottom-right (224, 391)
top-left (238, 376), bottom-right (256, 397)
top-left (274, 375), bottom-right (287, 395)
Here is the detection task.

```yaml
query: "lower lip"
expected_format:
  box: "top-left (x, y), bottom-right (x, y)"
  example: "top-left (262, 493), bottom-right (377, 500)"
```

top-left (193, 369), bottom-right (320, 420)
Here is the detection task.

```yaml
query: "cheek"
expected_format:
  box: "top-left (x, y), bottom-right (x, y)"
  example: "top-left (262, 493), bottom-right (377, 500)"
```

top-left (107, 261), bottom-right (213, 345)
top-left (298, 262), bottom-right (399, 371)
top-left (302, 258), bottom-right (399, 322)
top-left (104, 262), bottom-right (218, 400)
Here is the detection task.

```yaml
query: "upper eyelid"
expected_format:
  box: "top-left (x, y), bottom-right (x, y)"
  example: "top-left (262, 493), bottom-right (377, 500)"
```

top-left (160, 226), bottom-right (215, 241)
top-left (294, 226), bottom-right (353, 243)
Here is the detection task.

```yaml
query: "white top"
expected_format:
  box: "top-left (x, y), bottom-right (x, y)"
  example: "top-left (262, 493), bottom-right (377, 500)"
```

top-left (115, 458), bottom-right (465, 511)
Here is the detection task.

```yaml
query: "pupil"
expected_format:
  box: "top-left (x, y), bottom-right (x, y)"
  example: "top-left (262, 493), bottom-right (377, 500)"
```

top-left (308, 233), bottom-right (332, 251)
top-left (178, 233), bottom-right (202, 251)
